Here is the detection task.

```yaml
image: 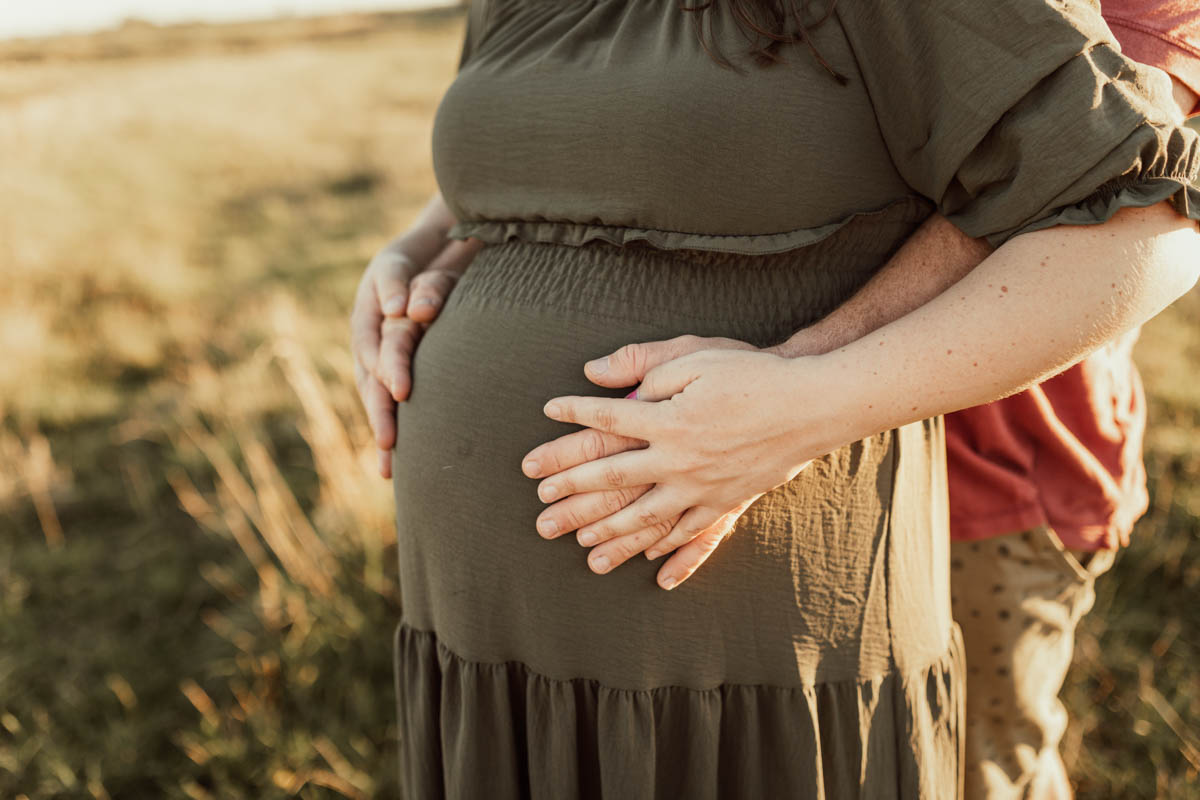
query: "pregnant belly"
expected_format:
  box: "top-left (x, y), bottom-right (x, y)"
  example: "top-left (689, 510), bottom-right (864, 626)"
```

top-left (390, 241), bottom-right (939, 689)
top-left (392, 251), bottom-right (686, 649)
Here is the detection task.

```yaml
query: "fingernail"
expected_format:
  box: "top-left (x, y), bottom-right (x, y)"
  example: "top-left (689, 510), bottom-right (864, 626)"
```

top-left (544, 402), bottom-right (561, 419)
top-left (383, 296), bottom-right (405, 315)
top-left (538, 519), bottom-right (558, 538)
top-left (578, 531), bottom-right (597, 546)
top-left (645, 549), bottom-right (660, 560)
top-left (625, 390), bottom-right (638, 400)
top-left (661, 576), bottom-right (677, 590)
top-left (591, 555), bottom-right (611, 573)
top-left (539, 484), bottom-right (559, 502)
top-left (587, 358), bottom-right (609, 375)
top-left (378, 450), bottom-right (390, 474)
top-left (522, 459), bottom-right (540, 477)
top-left (413, 297), bottom-right (438, 307)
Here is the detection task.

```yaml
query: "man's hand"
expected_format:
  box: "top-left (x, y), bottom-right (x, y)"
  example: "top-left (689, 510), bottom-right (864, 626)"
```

top-left (351, 232), bottom-right (481, 478)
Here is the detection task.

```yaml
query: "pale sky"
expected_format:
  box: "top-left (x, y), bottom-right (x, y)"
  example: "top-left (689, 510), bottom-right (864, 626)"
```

top-left (0, 0), bottom-right (455, 40)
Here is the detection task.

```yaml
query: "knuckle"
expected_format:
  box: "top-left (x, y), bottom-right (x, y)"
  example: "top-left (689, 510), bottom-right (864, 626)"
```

top-left (628, 344), bottom-right (647, 375)
top-left (655, 534), bottom-right (679, 553)
top-left (610, 539), bottom-right (638, 562)
top-left (384, 250), bottom-right (417, 277)
top-left (619, 487), bottom-right (643, 506)
top-left (409, 271), bottom-right (438, 291)
top-left (428, 267), bottom-right (459, 284)
top-left (592, 407), bottom-right (616, 431)
top-left (602, 465), bottom-right (624, 488)
top-left (600, 490), bottom-right (626, 515)
top-left (650, 519), bottom-right (674, 537)
top-left (636, 509), bottom-right (660, 528)
top-left (380, 329), bottom-right (412, 356)
top-left (616, 343), bottom-right (644, 372)
top-left (581, 429), bottom-right (606, 462)
top-left (561, 508), bottom-right (587, 531)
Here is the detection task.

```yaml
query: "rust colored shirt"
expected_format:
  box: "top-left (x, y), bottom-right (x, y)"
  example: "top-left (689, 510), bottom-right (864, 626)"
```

top-left (946, 1), bottom-right (1200, 550)
top-left (1107, 0), bottom-right (1200, 114)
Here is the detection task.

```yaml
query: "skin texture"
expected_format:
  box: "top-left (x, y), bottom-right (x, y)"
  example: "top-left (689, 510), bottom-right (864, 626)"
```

top-left (1172, 78), bottom-right (1198, 119)
top-left (352, 82), bottom-right (1198, 589)
top-left (520, 212), bottom-right (992, 575)
top-left (351, 206), bottom-right (987, 480)
top-left (524, 202), bottom-right (1199, 588)
top-left (350, 193), bottom-right (480, 478)
top-left (518, 77), bottom-right (1200, 587)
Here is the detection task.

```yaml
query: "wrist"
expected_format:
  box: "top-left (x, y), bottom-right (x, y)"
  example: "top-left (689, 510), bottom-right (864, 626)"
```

top-left (394, 223), bottom-right (451, 268)
top-left (775, 317), bottom-right (870, 359)
top-left (778, 352), bottom-right (881, 459)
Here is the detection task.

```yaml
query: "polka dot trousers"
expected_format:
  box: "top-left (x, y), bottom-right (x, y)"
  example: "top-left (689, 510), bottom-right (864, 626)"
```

top-left (951, 526), bottom-right (1114, 800)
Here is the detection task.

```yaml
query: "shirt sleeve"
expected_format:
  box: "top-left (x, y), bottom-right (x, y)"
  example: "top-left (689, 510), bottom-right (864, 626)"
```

top-left (835, 0), bottom-right (1200, 247)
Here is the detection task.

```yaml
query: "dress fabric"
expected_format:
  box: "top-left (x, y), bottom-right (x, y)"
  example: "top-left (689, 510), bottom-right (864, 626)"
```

top-left (392, 1), bottom-right (1200, 797)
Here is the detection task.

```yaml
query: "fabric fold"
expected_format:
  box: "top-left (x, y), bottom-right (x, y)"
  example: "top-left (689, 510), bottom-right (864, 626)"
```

top-left (1004, 172), bottom-right (1200, 243)
top-left (834, 0), bottom-right (1200, 247)
top-left (447, 197), bottom-right (931, 257)
top-left (394, 622), bottom-right (964, 800)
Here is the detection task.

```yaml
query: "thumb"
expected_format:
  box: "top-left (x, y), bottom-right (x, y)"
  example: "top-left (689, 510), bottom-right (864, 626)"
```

top-left (585, 335), bottom-right (703, 388)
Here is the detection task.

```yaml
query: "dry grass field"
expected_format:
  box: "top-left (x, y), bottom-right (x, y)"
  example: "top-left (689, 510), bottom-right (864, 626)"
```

top-left (0, 10), bottom-right (1197, 799)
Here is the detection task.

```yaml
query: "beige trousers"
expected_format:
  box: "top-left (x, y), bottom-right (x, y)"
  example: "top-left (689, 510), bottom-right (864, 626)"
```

top-left (951, 526), bottom-right (1115, 800)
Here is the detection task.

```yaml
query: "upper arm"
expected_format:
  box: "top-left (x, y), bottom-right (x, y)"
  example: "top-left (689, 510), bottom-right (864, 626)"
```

top-left (834, 0), bottom-right (1200, 246)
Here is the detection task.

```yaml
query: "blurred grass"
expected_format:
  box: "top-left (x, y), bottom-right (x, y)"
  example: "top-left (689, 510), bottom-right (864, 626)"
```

top-left (0, 11), bottom-right (462, 798)
top-left (0, 10), bottom-right (1197, 799)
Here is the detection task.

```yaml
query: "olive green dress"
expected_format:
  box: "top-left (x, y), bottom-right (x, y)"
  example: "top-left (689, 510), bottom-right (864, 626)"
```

top-left (391, 1), bottom-right (1200, 797)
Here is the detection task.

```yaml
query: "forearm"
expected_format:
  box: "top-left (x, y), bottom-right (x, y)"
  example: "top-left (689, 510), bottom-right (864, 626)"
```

top-left (386, 192), bottom-right (459, 265)
top-left (797, 202), bottom-right (1199, 452)
top-left (770, 214), bottom-right (992, 357)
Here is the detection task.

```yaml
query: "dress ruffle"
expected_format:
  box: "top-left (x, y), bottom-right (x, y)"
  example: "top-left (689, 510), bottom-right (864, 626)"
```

top-left (394, 622), bottom-right (965, 800)
top-left (1000, 174), bottom-right (1200, 244)
top-left (448, 197), bottom-right (932, 257)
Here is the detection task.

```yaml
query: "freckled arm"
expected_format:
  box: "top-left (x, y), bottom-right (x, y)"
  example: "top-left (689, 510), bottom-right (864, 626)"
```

top-left (787, 202), bottom-right (1200, 453)
top-left (772, 76), bottom-right (1199, 361)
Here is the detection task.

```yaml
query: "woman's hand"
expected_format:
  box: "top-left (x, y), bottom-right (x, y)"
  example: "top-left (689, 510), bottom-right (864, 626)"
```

top-left (350, 194), bottom-right (481, 477)
top-left (517, 215), bottom-right (988, 579)
top-left (523, 344), bottom-right (832, 590)
top-left (521, 336), bottom-right (755, 585)
top-left (524, 202), bottom-right (1198, 591)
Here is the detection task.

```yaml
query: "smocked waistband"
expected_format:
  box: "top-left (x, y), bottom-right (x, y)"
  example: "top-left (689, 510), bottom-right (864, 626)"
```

top-left (453, 203), bottom-right (928, 339)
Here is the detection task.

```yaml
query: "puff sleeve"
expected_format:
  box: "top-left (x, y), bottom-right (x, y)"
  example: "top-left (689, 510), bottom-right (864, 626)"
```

top-left (835, 0), bottom-right (1200, 246)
